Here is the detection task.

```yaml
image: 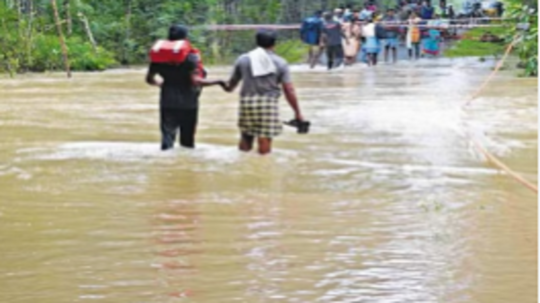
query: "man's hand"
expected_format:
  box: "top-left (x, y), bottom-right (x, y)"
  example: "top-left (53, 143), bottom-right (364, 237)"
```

top-left (218, 81), bottom-right (229, 92)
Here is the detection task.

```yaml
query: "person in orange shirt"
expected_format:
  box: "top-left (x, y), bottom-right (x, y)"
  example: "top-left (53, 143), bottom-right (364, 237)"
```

top-left (406, 12), bottom-right (422, 60)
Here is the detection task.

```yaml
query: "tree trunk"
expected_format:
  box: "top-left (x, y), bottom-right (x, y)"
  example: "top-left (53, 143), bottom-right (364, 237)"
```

top-left (51, 0), bottom-right (72, 78)
top-left (78, 12), bottom-right (97, 52)
top-left (123, 0), bottom-right (133, 64)
top-left (64, 0), bottom-right (72, 35)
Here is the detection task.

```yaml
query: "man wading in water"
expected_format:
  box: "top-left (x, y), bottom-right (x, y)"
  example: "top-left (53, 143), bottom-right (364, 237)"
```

top-left (146, 24), bottom-right (225, 150)
top-left (224, 30), bottom-right (305, 155)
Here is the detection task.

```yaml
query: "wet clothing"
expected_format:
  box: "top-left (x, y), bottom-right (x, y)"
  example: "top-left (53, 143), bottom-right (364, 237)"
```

top-left (382, 38), bottom-right (398, 48)
top-left (326, 44), bottom-right (345, 69)
top-left (149, 54), bottom-right (200, 109)
top-left (160, 108), bottom-right (198, 149)
top-left (364, 37), bottom-right (380, 54)
top-left (408, 42), bottom-right (421, 58)
top-left (322, 21), bottom-right (344, 47)
top-left (230, 50), bottom-right (291, 138)
top-left (149, 53), bottom-right (201, 149)
top-left (239, 95), bottom-right (282, 138)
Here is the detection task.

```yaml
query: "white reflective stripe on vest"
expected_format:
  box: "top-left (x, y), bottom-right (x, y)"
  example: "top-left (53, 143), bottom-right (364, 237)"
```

top-left (152, 40), bottom-right (166, 52)
top-left (173, 41), bottom-right (185, 54)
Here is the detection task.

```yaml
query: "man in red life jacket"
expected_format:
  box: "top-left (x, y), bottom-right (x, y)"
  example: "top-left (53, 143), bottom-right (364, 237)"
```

top-left (146, 24), bottom-right (225, 150)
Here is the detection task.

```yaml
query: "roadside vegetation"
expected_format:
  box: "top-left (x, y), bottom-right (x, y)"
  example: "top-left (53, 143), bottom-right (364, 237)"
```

top-left (444, 0), bottom-right (537, 76)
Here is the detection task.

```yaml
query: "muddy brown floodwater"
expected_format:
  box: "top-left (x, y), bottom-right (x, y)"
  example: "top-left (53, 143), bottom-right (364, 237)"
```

top-left (0, 58), bottom-right (537, 303)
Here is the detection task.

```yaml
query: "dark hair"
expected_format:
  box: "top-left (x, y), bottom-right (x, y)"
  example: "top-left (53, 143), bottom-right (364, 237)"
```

top-left (256, 29), bottom-right (277, 48)
top-left (323, 11), bottom-right (333, 21)
top-left (168, 24), bottom-right (188, 41)
top-left (315, 10), bottom-right (323, 16)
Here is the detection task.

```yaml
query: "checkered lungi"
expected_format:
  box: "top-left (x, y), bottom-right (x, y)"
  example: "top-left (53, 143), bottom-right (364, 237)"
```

top-left (238, 94), bottom-right (282, 138)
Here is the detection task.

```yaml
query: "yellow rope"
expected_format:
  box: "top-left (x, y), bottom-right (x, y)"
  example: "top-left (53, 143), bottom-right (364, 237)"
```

top-left (462, 36), bottom-right (538, 194)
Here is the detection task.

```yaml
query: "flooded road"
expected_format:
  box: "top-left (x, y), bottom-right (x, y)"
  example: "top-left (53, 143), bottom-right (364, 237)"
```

top-left (0, 59), bottom-right (537, 303)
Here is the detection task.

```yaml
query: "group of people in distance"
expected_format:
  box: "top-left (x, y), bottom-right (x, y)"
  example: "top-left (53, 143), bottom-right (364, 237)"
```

top-left (301, 0), bottom-right (449, 69)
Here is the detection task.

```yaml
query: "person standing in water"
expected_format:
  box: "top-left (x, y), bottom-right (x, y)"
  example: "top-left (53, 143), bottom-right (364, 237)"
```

top-left (423, 15), bottom-right (442, 56)
top-left (321, 12), bottom-right (348, 70)
top-left (342, 10), bottom-right (361, 65)
top-left (362, 18), bottom-right (379, 66)
top-left (146, 25), bottom-right (226, 150)
top-left (224, 30), bottom-right (305, 155)
top-left (381, 8), bottom-right (400, 64)
top-left (300, 10), bottom-right (324, 68)
top-left (406, 12), bottom-right (422, 60)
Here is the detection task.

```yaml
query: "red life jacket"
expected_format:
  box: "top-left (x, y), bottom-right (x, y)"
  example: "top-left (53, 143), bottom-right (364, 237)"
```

top-left (149, 39), bottom-right (205, 77)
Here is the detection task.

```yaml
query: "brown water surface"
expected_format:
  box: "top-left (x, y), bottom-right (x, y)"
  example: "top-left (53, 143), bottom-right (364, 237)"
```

top-left (0, 59), bottom-right (537, 303)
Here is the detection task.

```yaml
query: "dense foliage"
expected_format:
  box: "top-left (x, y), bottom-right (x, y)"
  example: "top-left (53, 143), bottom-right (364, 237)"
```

top-left (0, 0), bottom-right (537, 77)
top-left (0, 0), bottom-right (376, 74)
top-left (504, 0), bottom-right (537, 76)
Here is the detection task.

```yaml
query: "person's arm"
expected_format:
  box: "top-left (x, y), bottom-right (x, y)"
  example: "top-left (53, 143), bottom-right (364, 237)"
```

top-left (187, 55), bottom-right (225, 88)
top-left (282, 83), bottom-right (303, 121)
top-left (191, 73), bottom-right (225, 88)
top-left (224, 58), bottom-right (242, 93)
top-left (280, 65), bottom-right (303, 121)
top-left (145, 63), bottom-right (161, 87)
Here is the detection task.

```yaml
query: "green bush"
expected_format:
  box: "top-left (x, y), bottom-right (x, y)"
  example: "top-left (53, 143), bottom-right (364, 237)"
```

top-left (275, 40), bottom-right (307, 64)
top-left (504, 0), bottom-right (538, 77)
top-left (31, 35), bottom-right (117, 72)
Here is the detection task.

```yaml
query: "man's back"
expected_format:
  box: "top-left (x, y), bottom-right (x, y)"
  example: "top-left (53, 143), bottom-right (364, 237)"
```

top-left (149, 54), bottom-right (199, 109)
top-left (322, 21), bottom-right (343, 46)
top-left (231, 51), bottom-right (291, 97)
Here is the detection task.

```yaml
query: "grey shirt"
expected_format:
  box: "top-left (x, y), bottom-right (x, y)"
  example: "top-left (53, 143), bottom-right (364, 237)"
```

top-left (322, 21), bottom-right (343, 46)
top-left (229, 51), bottom-right (292, 97)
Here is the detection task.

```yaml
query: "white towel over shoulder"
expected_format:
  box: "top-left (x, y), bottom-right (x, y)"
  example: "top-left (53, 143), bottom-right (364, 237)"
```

top-left (248, 47), bottom-right (277, 77)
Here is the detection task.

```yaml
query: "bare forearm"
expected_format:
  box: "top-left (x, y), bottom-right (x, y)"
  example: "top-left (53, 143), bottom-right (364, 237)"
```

top-left (224, 78), bottom-right (240, 92)
top-left (283, 85), bottom-right (301, 117)
top-left (193, 76), bottom-right (224, 87)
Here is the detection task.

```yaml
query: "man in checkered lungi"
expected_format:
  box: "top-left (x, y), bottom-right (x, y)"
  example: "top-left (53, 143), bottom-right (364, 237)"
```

top-left (224, 30), bottom-right (305, 155)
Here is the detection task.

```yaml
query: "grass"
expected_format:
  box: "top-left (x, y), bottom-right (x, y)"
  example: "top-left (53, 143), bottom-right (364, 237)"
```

top-left (275, 40), bottom-right (307, 64)
top-left (445, 27), bottom-right (507, 58)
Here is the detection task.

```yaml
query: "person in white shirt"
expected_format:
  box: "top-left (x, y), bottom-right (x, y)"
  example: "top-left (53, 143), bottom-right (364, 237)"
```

top-left (362, 18), bottom-right (379, 66)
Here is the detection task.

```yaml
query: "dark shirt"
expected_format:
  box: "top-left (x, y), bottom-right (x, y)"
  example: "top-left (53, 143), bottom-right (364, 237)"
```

top-left (421, 5), bottom-right (434, 19)
top-left (382, 15), bottom-right (399, 38)
top-left (322, 21), bottom-right (343, 47)
top-left (149, 54), bottom-right (200, 109)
